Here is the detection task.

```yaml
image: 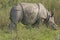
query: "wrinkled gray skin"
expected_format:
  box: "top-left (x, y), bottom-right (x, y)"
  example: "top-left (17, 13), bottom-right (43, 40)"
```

top-left (9, 3), bottom-right (57, 31)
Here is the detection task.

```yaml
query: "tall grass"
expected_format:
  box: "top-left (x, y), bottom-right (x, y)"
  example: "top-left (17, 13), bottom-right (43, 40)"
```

top-left (0, 0), bottom-right (60, 40)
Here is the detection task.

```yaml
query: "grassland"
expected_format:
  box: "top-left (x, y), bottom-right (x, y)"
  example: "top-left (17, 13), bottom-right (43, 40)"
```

top-left (0, 0), bottom-right (60, 40)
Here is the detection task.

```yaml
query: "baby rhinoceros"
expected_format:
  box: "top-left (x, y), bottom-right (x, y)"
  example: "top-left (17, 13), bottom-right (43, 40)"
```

top-left (9, 3), bottom-right (57, 31)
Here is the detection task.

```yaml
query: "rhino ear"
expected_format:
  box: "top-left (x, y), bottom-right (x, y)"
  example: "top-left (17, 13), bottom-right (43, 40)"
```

top-left (51, 10), bottom-right (54, 17)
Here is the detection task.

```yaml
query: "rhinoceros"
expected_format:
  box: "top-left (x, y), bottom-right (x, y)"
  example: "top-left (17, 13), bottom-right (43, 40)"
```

top-left (9, 3), bottom-right (57, 31)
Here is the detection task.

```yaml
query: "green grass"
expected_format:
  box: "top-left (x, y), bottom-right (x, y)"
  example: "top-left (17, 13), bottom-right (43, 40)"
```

top-left (0, 0), bottom-right (60, 40)
top-left (0, 23), bottom-right (60, 40)
top-left (0, 7), bottom-right (60, 40)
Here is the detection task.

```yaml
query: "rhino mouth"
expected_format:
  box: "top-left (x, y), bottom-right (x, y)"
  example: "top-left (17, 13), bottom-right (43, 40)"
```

top-left (48, 21), bottom-right (58, 30)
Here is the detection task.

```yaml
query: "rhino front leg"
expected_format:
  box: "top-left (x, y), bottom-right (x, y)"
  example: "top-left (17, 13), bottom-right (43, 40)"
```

top-left (33, 18), bottom-right (44, 28)
top-left (38, 18), bottom-right (44, 25)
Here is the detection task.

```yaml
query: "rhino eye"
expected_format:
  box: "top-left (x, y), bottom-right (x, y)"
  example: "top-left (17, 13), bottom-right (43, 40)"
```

top-left (51, 11), bottom-right (54, 17)
top-left (51, 13), bottom-right (54, 17)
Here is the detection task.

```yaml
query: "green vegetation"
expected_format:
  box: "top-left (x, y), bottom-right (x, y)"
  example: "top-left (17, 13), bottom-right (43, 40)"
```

top-left (0, 0), bottom-right (60, 40)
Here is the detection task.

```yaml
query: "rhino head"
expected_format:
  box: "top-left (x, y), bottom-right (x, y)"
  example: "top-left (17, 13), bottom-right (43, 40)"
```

top-left (45, 10), bottom-right (58, 30)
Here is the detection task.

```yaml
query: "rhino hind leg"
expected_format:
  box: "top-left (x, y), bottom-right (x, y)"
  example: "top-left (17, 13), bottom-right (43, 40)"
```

top-left (9, 10), bottom-right (23, 32)
top-left (9, 17), bottom-right (23, 32)
top-left (9, 21), bottom-right (17, 31)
